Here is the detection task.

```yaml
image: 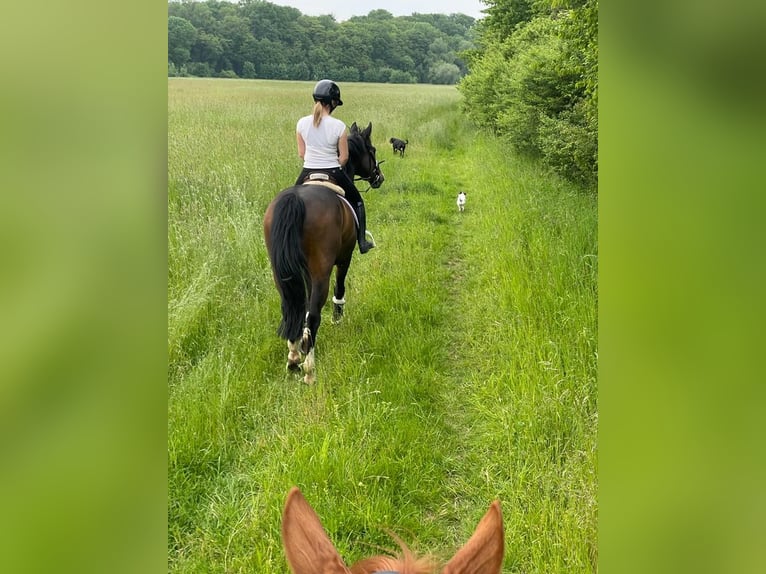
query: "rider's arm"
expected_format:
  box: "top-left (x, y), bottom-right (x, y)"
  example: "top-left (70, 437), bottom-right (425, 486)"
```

top-left (337, 132), bottom-right (349, 166)
top-left (296, 131), bottom-right (306, 160)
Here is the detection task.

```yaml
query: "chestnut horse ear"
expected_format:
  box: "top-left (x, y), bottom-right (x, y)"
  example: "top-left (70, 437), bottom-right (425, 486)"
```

top-left (442, 501), bottom-right (504, 574)
top-left (281, 487), bottom-right (350, 574)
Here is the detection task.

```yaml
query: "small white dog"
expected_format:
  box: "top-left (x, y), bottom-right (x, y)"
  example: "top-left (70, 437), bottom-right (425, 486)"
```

top-left (457, 191), bottom-right (466, 212)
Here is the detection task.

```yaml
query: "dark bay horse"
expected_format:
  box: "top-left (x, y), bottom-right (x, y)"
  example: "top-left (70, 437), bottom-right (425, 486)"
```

top-left (282, 487), bottom-right (504, 574)
top-left (263, 122), bottom-right (384, 384)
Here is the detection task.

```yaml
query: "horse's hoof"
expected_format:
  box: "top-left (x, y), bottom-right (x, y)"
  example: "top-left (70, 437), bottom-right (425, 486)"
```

top-left (303, 373), bottom-right (316, 385)
top-left (286, 361), bottom-right (301, 372)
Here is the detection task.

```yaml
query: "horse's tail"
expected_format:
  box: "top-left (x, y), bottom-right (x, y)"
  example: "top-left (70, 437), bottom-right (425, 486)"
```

top-left (268, 190), bottom-right (309, 341)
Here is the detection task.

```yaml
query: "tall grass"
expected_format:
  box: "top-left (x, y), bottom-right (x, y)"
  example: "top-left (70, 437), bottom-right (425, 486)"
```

top-left (168, 78), bottom-right (597, 572)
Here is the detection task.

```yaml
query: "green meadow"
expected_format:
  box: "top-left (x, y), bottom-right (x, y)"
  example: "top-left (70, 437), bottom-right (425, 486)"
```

top-left (168, 78), bottom-right (597, 572)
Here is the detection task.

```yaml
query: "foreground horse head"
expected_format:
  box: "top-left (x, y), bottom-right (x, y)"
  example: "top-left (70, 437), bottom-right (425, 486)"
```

top-left (281, 487), bottom-right (504, 574)
top-left (263, 122), bottom-right (384, 384)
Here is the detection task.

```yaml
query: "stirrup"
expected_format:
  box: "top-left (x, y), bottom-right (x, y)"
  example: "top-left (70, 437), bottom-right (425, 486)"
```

top-left (358, 230), bottom-right (375, 253)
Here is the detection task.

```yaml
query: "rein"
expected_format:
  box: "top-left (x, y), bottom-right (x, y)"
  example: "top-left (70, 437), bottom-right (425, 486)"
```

top-left (346, 133), bottom-right (384, 190)
top-left (353, 160), bottom-right (385, 191)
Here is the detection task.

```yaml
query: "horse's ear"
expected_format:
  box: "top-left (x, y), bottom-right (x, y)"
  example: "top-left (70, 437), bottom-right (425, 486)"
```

top-left (442, 501), bottom-right (504, 574)
top-left (362, 122), bottom-right (372, 139)
top-left (350, 122), bottom-right (358, 133)
top-left (281, 487), bottom-right (350, 574)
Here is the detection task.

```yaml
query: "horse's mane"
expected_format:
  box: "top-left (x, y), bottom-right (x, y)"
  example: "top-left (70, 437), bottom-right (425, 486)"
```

top-left (351, 555), bottom-right (435, 574)
top-left (346, 130), bottom-right (365, 158)
top-left (349, 535), bottom-right (438, 574)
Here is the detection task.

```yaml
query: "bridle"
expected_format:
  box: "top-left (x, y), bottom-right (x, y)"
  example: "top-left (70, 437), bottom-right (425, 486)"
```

top-left (354, 157), bottom-right (385, 190)
top-left (347, 134), bottom-right (385, 191)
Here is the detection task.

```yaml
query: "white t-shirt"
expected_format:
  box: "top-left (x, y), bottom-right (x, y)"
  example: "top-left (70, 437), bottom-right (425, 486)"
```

top-left (296, 114), bottom-right (346, 169)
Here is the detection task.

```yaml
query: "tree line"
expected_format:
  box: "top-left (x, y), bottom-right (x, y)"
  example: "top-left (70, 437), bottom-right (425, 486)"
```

top-left (459, 0), bottom-right (598, 188)
top-left (168, 1), bottom-right (477, 84)
top-left (168, 0), bottom-right (598, 188)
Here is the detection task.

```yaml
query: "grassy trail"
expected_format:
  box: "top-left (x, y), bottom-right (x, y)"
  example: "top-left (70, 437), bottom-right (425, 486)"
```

top-left (168, 79), bottom-right (596, 573)
top-left (364, 106), bottom-right (598, 569)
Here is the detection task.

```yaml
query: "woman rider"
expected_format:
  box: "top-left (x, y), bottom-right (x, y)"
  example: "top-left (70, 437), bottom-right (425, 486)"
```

top-left (294, 79), bottom-right (375, 254)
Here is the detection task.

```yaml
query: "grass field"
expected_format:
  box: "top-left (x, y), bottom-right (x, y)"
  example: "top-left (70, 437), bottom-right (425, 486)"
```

top-left (168, 78), bottom-right (597, 573)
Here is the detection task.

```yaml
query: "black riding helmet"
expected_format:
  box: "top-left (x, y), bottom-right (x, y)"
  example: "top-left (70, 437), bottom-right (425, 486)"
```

top-left (312, 79), bottom-right (343, 107)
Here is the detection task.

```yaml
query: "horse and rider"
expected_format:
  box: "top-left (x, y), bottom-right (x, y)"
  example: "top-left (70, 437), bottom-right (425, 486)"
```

top-left (294, 79), bottom-right (377, 254)
top-left (263, 79), bottom-right (384, 383)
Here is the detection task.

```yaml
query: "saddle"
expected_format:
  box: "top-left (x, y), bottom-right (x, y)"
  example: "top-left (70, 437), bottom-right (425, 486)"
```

top-left (301, 172), bottom-right (344, 196)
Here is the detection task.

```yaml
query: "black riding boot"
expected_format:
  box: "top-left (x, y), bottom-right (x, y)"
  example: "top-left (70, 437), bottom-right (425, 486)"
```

top-left (355, 201), bottom-right (375, 254)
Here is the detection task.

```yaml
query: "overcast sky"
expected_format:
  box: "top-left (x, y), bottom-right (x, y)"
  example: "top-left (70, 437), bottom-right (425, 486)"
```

top-left (268, 0), bottom-right (488, 21)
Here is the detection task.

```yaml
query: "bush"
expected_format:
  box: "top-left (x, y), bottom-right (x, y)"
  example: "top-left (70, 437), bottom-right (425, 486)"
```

top-left (458, 48), bottom-right (512, 129)
top-left (217, 69), bottom-right (238, 79)
top-left (187, 62), bottom-right (212, 78)
top-left (389, 70), bottom-right (417, 84)
top-left (458, 12), bottom-right (598, 189)
top-left (429, 62), bottom-right (461, 85)
top-left (538, 105), bottom-right (597, 188)
top-left (497, 103), bottom-right (542, 157)
top-left (334, 66), bottom-right (360, 82)
top-left (364, 67), bottom-right (394, 83)
top-left (288, 62), bottom-right (310, 81)
top-left (242, 62), bottom-right (257, 79)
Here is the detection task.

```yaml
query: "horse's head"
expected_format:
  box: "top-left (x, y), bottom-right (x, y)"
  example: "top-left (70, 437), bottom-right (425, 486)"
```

top-left (348, 121), bottom-right (385, 189)
top-left (281, 487), bottom-right (504, 574)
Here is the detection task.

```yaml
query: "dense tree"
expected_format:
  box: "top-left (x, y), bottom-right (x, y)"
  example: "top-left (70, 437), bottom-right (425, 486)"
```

top-left (403, 22), bottom-right (441, 82)
top-left (430, 62), bottom-right (462, 84)
top-left (191, 31), bottom-right (224, 67)
top-left (458, 0), bottom-right (598, 188)
top-left (480, 0), bottom-right (536, 41)
top-left (167, 0), bottom-right (476, 85)
top-left (168, 16), bottom-right (198, 66)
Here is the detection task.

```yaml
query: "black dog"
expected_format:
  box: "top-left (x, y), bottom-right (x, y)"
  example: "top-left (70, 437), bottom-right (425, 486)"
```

top-left (390, 137), bottom-right (408, 157)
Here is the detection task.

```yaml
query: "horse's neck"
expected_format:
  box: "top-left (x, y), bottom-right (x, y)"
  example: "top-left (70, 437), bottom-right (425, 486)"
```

top-left (345, 136), bottom-right (362, 179)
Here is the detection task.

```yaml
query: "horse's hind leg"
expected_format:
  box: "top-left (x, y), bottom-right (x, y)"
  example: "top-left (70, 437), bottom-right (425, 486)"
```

top-left (300, 278), bottom-right (329, 383)
top-left (301, 347), bottom-right (316, 385)
top-left (332, 260), bottom-right (351, 323)
top-left (286, 340), bottom-right (301, 372)
top-left (299, 324), bottom-right (317, 384)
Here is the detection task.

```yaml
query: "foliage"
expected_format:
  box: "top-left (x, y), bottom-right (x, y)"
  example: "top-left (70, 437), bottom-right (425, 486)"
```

top-left (538, 103), bottom-right (597, 186)
top-left (241, 61), bottom-right (256, 79)
top-left (389, 70), bottom-right (417, 84)
top-left (480, 0), bottom-right (537, 41)
top-left (167, 1), bottom-right (476, 85)
top-left (429, 62), bottom-right (462, 85)
top-left (458, 0), bottom-right (598, 189)
top-left (168, 15), bottom-right (197, 65)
